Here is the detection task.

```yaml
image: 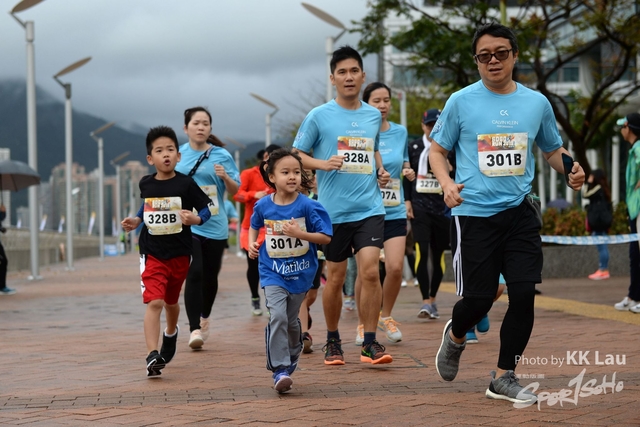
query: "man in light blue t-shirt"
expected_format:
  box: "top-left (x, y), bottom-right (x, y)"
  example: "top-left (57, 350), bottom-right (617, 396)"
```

top-left (293, 46), bottom-right (394, 366)
top-left (429, 23), bottom-right (584, 405)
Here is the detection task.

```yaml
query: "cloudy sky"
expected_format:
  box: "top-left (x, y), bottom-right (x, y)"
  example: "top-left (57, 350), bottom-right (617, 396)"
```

top-left (1, 0), bottom-right (377, 144)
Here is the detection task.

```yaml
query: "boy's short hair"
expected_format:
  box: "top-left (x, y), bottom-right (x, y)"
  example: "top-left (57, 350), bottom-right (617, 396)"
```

top-left (330, 45), bottom-right (364, 74)
top-left (146, 126), bottom-right (179, 155)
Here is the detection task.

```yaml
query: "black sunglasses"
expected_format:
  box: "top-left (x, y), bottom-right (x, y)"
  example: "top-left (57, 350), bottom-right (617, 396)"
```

top-left (474, 49), bottom-right (513, 64)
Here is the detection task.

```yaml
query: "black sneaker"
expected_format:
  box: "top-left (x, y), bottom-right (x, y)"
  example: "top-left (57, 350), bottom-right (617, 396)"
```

top-left (146, 350), bottom-right (166, 377)
top-left (322, 338), bottom-right (345, 365)
top-left (160, 325), bottom-right (178, 364)
top-left (360, 340), bottom-right (393, 364)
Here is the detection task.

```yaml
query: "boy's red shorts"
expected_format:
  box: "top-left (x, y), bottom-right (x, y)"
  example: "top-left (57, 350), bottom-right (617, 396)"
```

top-left (139, 254), bottom-right (190, 304)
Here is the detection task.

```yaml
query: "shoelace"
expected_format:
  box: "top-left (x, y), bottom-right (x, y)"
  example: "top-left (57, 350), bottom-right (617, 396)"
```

top-left (323, 339), bottom-right (343, 356)
top-left (501, 371), bottom-right (520, 386)
top-left (384, 318), bottom-right (400, 333)
top-left (369, 340), bottom-right (386, 354)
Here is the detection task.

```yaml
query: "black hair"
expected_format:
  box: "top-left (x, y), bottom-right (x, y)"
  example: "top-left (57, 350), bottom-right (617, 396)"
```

top-left (330, 45), bottom-right (364, 74)
top-left (145, 126), bottom-right (179, 155)
top-left (259, 147), bottom-right (313, 192)
top-left (363, 82), bottom-right (391, 103)
top-left (256, 144), bottom-right (282, 160)
top-left (589, 169), bottom-right (611, 202)
top-left (184, 106), bottom-right (211, 126)
top-left (472, 22), bottom-right (519, 56)
top-left (184, 106), bottom-right (225, 147)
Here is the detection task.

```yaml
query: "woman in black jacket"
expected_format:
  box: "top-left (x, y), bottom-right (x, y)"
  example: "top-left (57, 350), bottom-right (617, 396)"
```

top-left (582, 169), bottom-right (612, 280)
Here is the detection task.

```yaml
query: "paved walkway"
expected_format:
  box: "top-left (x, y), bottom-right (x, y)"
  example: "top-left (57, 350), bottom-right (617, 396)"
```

top-left (0, 252), bottom-right (638, 426)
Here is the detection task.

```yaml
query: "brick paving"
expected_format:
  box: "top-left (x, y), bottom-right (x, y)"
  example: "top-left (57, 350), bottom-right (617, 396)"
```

top-left (0, 252), bottom-right (638, 426)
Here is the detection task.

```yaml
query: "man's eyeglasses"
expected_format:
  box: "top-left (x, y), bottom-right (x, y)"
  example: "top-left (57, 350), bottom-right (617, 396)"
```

top-left (474, 49), bottom-right (513, 64)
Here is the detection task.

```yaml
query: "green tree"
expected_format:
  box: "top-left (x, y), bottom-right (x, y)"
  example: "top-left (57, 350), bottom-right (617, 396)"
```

top-left (353, 0), bottom-right (640, 175)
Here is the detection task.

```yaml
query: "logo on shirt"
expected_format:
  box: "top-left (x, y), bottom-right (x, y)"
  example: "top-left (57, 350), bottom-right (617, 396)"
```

top-left (500, 110), bottom-right (509, 116)
top-left (351, 122), bottom-right (359, 127)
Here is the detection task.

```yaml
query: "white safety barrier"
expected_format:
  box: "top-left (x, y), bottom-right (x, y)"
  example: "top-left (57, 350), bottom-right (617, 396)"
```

top-left (541, 234), bottom-right (639, 245)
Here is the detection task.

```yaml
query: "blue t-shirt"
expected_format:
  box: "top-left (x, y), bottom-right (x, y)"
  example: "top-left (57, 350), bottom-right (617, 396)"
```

top-left (224, 199), bottom-right (238, 220)
top-left (430, 81), bottom-right (563, 217)
top-left (251, 193), bottom-right (333, 294)
top-left (175, 143), bottom-right (241, 239)
top-left (293, 100), bottom-right (385, 224)
top-left (379, 122), bottom-right (409, 220)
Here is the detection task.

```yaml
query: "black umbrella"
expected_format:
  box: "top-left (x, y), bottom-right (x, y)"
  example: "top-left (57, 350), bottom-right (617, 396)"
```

top-left (0, 159), bottom-right (41, 204)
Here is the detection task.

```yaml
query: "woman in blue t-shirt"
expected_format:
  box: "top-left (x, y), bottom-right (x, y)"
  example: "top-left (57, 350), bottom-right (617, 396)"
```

top-left (353, 82), bottom-right (415, 345)
top-left (175, 106), bottom-right (240, 351)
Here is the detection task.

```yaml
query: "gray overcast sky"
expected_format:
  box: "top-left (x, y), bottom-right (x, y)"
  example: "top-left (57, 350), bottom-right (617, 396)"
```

top-left (1, 0), bottom-right (376, 144)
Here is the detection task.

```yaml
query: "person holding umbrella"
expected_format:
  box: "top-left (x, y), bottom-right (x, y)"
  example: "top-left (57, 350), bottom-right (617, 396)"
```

top-left (0, 204), bottom-right (14, 295)
top-left (0, 158), bottom-right (41, 296)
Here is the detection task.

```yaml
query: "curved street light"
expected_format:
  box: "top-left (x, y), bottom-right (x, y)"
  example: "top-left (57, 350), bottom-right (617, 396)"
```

top-left (301, 2), bottom-right (347, 102)
top-left (90, 121), bottom-right (115, 261)
top-left (53, 56), bottom-right (92, 271)
top-left (250, 93), bottom-right (279, 148)
top-left (10, 0), bottom-right (46, 280)
top-left (110, 151), bottom-right (129, 255)
top-left (224, 137), bottom-right (246, 258)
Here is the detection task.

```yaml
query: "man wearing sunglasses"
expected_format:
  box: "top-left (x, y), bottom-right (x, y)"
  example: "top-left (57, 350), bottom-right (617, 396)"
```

top-left (428, 22), bottom-right (585, 405)
top-left (615, 113), bottom-right (640, 313)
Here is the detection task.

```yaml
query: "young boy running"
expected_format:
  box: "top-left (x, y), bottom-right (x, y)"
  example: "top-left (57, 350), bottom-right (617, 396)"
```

top-left (122, 125), bottom-right (213, 377)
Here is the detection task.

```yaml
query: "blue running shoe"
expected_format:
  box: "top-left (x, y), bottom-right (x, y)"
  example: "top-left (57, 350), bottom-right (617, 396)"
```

top-left (466, 328), bottom-right (478, 344)
top-left (287, 353), bottom-right (299, 375)
top-left (476, 314), bottom-right (490, 334)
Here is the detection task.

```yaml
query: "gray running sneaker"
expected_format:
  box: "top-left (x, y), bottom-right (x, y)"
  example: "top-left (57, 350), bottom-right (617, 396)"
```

top-left (418, 303), bottom-right (433, 319)
top-left (485, 370), bottom-right (538, 404)
top-left (435, 319), bottom-right (465, 381)
top-left (430, 303), bottom-right (440, 319)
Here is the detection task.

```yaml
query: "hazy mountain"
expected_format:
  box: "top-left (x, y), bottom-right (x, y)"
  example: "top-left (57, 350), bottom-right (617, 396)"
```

top-left (0, 79), bottom-right (154, 220)
top-left (0, 79), bottom-right (288, 220)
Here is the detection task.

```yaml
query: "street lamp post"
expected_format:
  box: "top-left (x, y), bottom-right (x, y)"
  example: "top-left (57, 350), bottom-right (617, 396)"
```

top-left (90, 121), bottom-right (115, 261)
top-left (110, 151), bottom-right (129, 256)
top-left (301, 2), bottom-right (347, 102)
top-left (225, 137), bottom-right (246, 258)
top-left (53, 56), bottom-right (92, 271)
top-left (10, 0), bottom-right (46, 280)
top-left (249, 93), bottom-right (279, 148)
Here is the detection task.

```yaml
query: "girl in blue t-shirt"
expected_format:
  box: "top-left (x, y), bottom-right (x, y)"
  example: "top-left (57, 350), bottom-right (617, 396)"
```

top-left (248, 147), bottom-right (332, 394)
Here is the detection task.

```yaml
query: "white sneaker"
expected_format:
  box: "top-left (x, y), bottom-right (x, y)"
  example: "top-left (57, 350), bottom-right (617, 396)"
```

top-left (189, 330), bottom-right (204, 349)
top-left (401, 280), bottom-right (407, 288)
top-left (614, 296), bottom-right (638, 311)
top-left (630, 303), bottom-right (640, 314)
top-left (343, 296), bottom-right (356, 311)
top-left (200, 317), bottom-right (210, 341)
top-left (355, 324), bottom-right (364, 345)
top-left (378, 316), bottom-right (402, 343)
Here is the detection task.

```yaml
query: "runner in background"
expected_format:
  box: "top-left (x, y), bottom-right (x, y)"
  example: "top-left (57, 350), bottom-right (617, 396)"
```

top-left (353, 82), bottom-right (415, 344)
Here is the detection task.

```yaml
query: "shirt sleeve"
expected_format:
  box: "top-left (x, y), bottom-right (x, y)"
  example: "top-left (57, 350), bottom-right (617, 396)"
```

top-left (250, 199), bottom-right (265, 230)
top-left (234, 169), bottom-right (257, 203)
top-left (307, 200), bottom-right (333, 237)
top-left (293, 112), bottom-right (320, 153)
top-left (430, 99), bottom-right (460, 152)
top-left (535, 100), bottom-right (564, 153)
